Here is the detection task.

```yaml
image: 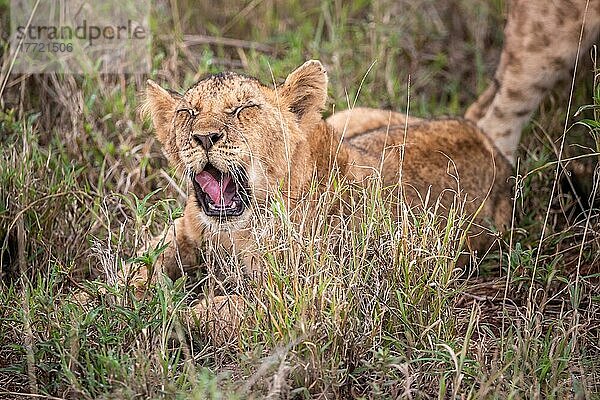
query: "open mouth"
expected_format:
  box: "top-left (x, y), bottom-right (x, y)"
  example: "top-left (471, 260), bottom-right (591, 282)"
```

top-left (191, 163), bottom-right (250, 218)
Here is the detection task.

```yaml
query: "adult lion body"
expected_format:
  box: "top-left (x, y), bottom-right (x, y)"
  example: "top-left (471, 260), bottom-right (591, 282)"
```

top-left (133, 61), bottom-right (512, 293)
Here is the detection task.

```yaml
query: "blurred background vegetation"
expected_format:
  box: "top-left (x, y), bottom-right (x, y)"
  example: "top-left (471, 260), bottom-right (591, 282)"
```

top-left (0, 0), bottom-right (599, 398)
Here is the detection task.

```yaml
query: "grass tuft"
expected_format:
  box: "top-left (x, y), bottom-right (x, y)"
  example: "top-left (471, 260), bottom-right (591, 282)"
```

top-left (1, 0), bottom-right (599, 398)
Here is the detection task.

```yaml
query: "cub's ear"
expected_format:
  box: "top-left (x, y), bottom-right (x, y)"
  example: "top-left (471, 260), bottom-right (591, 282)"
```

top-left (280, 60), bottom-right (328, 127)
top-left (141, 79), bottom-right (181, 145)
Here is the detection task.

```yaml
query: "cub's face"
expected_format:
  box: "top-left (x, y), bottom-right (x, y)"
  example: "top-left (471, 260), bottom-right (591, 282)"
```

top-left (143, 61), bottom-right (328, 231)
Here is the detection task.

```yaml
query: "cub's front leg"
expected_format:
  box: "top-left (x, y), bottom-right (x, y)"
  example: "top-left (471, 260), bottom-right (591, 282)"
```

top-left (126, 205), bottom-right (204, 297)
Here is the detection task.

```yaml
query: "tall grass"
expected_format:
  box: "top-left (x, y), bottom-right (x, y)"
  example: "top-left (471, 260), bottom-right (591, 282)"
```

top-left (1, 0), bottom-right (599, 398)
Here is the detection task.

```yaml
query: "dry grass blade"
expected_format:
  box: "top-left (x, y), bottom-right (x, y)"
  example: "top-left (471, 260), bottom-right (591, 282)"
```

top-left (0, 0), bottom-right (599, 398)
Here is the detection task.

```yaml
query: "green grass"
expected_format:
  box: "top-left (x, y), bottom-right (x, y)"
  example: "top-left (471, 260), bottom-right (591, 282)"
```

top-left (1, 0), bottom-right (600, 398)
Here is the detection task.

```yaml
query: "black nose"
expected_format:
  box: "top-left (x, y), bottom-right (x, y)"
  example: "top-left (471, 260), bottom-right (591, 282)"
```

top-left (192, 132), bottom-right (223, 151)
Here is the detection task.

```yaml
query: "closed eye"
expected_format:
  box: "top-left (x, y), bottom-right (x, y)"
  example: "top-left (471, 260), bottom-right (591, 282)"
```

top-left (175, 107), bottom-right (199, 132)
top-left (231, 103), bottom-right (260, 118)
top-left (176, 107), bottom-right (199, 118)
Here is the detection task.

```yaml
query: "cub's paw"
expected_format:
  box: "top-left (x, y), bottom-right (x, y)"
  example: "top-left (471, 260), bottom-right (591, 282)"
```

top-left (188, 294), bottom-right (247, 345)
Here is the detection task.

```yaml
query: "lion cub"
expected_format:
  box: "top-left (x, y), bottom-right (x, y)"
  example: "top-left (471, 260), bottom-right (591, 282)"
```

top-left (133, 60), bottom-right (512, 293)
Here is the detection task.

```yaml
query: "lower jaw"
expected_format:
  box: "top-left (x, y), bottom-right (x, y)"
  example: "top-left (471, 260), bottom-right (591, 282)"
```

top-left (203, 206), bottom-right (244, 218)
top-left (197, 207), bottom-right (251, 232)
top-left (196, 194), bottom-right (246, 218)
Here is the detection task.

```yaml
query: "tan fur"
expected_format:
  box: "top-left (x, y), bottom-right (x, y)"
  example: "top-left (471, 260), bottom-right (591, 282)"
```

top-left (328, 108), bottom-right (513, 252)
top-left (465, 0), bottom-right (600, 163)
top-left (131, 60), bottom-right (512, 296)
top-left (326, 107), bottom-right (422, 138)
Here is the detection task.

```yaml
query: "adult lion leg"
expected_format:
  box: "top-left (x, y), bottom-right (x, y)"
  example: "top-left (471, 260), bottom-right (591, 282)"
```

top-left (466, 0), bottom-right (600, 164)
top-left (464, 78), bottom-right (500, 122)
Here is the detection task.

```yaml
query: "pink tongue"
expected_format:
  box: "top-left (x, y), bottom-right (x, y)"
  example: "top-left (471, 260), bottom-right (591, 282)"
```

top-left (195, 171), bottom-right (236, 206)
